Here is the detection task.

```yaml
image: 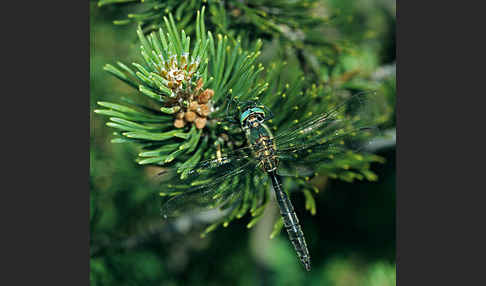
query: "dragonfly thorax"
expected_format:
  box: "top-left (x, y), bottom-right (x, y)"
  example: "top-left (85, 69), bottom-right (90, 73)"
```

top-left (253, 135), bottom-right (279, 172)
top-left (241, 113), bottom-right (264, 131)
top-left (247, 115), bottom-right (262, 128)
top-left (242, 112), bottom-right (279, 173)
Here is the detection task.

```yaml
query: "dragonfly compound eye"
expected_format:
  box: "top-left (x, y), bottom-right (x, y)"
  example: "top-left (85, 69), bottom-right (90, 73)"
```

top-left (240, 107), bottom-right (266, 126)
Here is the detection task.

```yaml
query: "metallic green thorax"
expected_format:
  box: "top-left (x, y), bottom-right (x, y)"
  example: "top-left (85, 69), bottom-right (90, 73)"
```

top-left (246, 122), bottom-right (274, 144)
top-left (240, 107), bottom-right (277, 172)
top-left (240, 107), bottom-right (273, 145)
top-left (245, 122), bottom-right (277, 173)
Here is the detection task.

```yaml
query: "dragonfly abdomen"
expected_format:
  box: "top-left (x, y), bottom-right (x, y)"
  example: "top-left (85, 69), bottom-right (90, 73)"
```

top-left (269, 171), bottom-right (311, 271)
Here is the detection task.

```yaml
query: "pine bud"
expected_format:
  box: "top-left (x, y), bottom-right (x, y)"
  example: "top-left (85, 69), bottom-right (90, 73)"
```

top-left (195, 78), bottom-right (204, 91)
top-left (174, 119), bottom-right (185, 128)
top-left (184, 111), bottom-right (196, 122)
top-left (189, 101), bottom-right (199, 111)
top-left (175, 111), bottom-right (185, 119)
top-left (195, 117), bottom-right (207, 129)
top-left (198, 89), bottom-right (214, 104)
top-left (198, 104), bottom-right (211, 117)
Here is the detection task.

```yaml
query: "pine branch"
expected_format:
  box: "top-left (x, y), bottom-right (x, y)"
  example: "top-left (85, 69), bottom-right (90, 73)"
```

top-left (95, 9), bottom-right (393, 237)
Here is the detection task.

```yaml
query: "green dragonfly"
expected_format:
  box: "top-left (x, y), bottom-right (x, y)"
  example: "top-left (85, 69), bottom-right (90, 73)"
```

top-left (159, 91), bottom-right (383, 271)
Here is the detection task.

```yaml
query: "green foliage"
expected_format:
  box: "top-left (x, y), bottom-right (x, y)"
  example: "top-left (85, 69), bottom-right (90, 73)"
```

top-left (320, 256), bottom-right (396, 286)
top-left (98, 0), bottom-right (331, 40)
top-left (95, 8), bottom-right (265, 165)
top-left (97, 0), bottom-right (375, 83)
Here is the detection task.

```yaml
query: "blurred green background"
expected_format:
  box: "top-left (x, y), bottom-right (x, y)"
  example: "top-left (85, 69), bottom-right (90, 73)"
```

top-left (90, 0), bottom-right (396, 285)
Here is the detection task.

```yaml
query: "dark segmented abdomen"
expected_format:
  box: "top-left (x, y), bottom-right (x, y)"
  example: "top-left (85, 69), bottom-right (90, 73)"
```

top-left (269, 171), bottom-right (311, 271)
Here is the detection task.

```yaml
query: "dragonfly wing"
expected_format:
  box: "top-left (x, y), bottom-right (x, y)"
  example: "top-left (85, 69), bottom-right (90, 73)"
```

top-left (160, 159), bottom-right (256, 219)
top-left (274, 91), bottom-right (383, 147)
top-left (276, 164), bottom-right (314, 177)
top-left (157, 145), bottom-right (254, 183)
top-left (274, 91), bottom-right (384, 172)
top-left (276, 126), bottom-right (379, 157)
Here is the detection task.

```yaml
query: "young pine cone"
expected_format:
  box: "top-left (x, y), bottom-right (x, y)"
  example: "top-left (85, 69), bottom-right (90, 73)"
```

top-left (197, 104), bottom-right (211, 117)
top-left (175, 111), bottom-right (185, 119)
top-left (174, 119), bottom-right (186, 128)
top-left (184, 111), bottom-right (197, 122)
top-left (189, 101), bottom-right (199, 111)
top-left (195, 117), bottom-right (207, 129)
top-left (197, 89), bottom-right (214, 104)
top-left (171, 86), bottom-right (213, 129)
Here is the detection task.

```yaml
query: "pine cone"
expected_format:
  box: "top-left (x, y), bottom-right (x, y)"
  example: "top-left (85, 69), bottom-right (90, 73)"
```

top-left (198, 104), bottom-right (211, 117)
top-left (189, 101), bottom-right (199, 111)
top-left (198, 89), bottom-right (214, 104)
top-left (195, 117), bottom-right (207, 129)
top-left (174, 119), bottom-right (185, 128)
top-left (175, 111), bottom-right (185, 119)
top-left (184, 111), bottom-right (196, 122)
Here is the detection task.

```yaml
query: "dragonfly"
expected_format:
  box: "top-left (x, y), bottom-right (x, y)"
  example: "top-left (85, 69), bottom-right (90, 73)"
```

top-left (158, 91), bottom-right (383, 271)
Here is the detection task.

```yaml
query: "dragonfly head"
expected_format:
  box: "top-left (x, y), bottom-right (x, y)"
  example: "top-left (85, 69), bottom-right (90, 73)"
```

top-left (240, 107), bottom-right (265, 128)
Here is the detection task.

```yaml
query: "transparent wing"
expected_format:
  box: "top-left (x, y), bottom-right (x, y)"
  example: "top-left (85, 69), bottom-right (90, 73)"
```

top-left (276, 164), bottom-right (315, 177)
top-left (273, 91), bottom-right (385, 174)
top-left (157, 142), bottom-right (259, 218)
top-left (160, 160), bottom-right (256, 218)
top-left (158, 144), bottom-right (254, 181)
top-left (274, 91), bottom-right (380, 145)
